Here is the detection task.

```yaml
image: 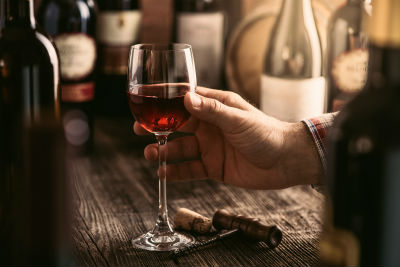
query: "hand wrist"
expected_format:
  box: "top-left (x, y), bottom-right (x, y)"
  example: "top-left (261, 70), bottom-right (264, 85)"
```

top-left (281, 122), bottom-right (324, 187)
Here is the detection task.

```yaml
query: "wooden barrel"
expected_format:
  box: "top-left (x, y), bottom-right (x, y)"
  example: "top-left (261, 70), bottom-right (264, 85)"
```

top-left (225, 0), bottom-right (345, 107)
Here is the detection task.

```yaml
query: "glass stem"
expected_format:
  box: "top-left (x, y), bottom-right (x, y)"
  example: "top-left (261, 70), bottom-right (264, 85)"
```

top-left (154, 134), bottom-right (173, 234)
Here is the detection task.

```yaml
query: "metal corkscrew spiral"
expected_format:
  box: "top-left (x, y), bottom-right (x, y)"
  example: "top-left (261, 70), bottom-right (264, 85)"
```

top-left (171, 229), bottom-right (239, 262)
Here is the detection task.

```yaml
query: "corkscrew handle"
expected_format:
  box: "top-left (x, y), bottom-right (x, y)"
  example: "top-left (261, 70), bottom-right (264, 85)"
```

top-left (212, 209), bottom-right (282, 249)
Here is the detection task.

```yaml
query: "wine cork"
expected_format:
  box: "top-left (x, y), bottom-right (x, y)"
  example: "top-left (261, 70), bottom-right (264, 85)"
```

top-left (174, 208), bottom-right (212, 234)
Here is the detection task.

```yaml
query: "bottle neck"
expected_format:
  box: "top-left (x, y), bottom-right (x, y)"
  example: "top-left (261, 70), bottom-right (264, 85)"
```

top-left (346, 0), bottom-right (362, 4)
top-left (5, 0), bottom-right (36, 28)
top-left (278, 0), bottom-right (317, 32)
top-left (280, 0), bottom-right (311, 19)
top-left (0, 0), bottom-right (5, 30)
top-left (176, 0), bottom-right (217, 12)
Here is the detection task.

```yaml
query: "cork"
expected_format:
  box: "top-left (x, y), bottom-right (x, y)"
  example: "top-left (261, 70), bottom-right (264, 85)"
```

top-left (174, 208), bottom-right (212, 234)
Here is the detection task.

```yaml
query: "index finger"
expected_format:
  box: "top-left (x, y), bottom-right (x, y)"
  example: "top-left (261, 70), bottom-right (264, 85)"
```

top-left (196, 87), bottom-right (257, 111)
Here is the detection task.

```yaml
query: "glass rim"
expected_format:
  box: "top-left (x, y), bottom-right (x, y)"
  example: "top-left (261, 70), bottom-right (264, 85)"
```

top-left (130, 43), bottom-right (192, 52)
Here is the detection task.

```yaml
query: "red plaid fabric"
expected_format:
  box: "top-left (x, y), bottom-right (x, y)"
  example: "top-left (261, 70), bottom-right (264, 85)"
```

top-left (302, 112), bottom-right (338, 172)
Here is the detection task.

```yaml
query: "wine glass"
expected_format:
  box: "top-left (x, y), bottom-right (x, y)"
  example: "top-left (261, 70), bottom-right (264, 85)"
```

top-left (127, 44), bottom-right (196, 251)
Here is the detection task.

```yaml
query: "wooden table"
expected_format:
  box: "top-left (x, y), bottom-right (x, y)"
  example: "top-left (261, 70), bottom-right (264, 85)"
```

top-left (71, 117), bottom-right (325, 266)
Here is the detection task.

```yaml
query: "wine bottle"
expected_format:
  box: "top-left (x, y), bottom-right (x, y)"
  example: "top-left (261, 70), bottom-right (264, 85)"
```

top-left (0, 0), bottom-right (60, 154)
top-left (175, 0), bottom-right (225, 89)
top-left (0, 0), bottom-right (60, 122)
top-left (260, 0), bottom-right (325, 122)
top-left (326, 0), bottom-right (370, 112)
top-left (37, 0), bottom-right (97, 153)
top-left (0, 0), bottom-right (4, 31)
top-left (95, 0), bottom-right (141, 116)
top-left (322, 0), bottom-right (400, 266)
top-left (0, 0), bottom-right (68, 265)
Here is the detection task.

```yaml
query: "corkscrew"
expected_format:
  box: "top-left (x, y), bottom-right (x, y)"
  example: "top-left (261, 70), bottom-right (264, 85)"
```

top-left (212, 209), bottom-right (282, 248)
top-left (171, 208), bottom-right (283, 262)
top-left (171, 229), bottom-right (239, 263)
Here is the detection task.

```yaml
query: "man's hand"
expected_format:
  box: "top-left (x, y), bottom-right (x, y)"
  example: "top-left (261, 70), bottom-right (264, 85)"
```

top-left (134, 87), bottom-right (323, 190)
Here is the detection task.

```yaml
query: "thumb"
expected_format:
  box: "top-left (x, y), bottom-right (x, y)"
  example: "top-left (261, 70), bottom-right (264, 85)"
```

top-left (184, 91), bottom-right (246, 133)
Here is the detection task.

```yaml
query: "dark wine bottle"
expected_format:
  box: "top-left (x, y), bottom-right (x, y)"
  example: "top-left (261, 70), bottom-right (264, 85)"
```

top-left (0, 0), bottom-right (60, 122)
top-left (175, 0), bottom-right (225, 89)
top-left (322, 0), bottom-right (400, 266)
top-left (260, 0), bottom-right (325, 122)
top-left (0, 0), bottom-right (60, 162)
top-left (0, 0), bottom-right (69, 265)
top-left (37, 0), bottom-right (97, 153)
top-left (326, 0), bottom-right (370, 112)
top-left (0, 0), bottom-right (4, 31)
top-left (95, 0), bottom-right (141, 116)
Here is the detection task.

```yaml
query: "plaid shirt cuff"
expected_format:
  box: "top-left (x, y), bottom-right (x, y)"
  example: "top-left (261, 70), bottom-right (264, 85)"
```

top-left (302, 112), bottom-right (338, 173)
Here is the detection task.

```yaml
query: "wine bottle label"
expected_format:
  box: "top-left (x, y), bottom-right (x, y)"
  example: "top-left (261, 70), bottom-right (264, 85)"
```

top-left (332, 49), bottom-right (369, 93)
top-left (97, 11), bottom-right (141, 45)
top-left (177, 12), bottom-right (224, 88)
top-left (96, 11), bottom-right (141, 75)
top-left (61, 82), bottom-right (95, 102)
top-left (260, 75), bottom-right (326, 122)
top-left (54, 33), bottom-right (96, 81)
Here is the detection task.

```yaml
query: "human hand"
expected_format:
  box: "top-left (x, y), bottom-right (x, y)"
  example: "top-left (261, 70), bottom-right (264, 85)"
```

top-left (134, 87), bottom-right (323, 190)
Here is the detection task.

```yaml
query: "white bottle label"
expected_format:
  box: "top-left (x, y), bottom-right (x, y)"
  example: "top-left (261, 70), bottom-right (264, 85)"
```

top-left (260, 75), bottom-right (326, 122)
top-left (177, 12), bottom-right (224, 88)
top-left (54, 33), bottom-right (96, 81)
top-left (96, 10), bottom-right (141, 45)
top-left (332, 48), bottom-right (369, 93)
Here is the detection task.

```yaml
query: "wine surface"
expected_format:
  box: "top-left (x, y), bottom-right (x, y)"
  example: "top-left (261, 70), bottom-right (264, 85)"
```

top-left (127, 84), bottom-right (191, 133)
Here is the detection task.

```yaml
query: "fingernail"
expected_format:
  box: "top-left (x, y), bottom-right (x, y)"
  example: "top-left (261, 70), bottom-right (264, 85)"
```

top-left (189, 92), bottom-right (201, 108)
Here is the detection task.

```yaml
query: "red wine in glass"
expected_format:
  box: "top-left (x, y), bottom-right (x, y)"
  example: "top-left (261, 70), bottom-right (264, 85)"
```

top-left (127, 83), bottom-right (191, 133)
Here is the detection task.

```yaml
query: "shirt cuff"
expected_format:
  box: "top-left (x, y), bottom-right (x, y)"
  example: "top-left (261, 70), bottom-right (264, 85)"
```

top-left (302, 112), bottom-right (338, 173)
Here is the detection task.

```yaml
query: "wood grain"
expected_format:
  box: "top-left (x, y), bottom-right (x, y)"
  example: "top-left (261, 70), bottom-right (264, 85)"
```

top-left (72, 117), bottom-right (325, 266)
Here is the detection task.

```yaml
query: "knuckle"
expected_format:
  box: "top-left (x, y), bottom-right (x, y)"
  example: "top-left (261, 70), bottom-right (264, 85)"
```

top-left (230, 92), bottom-right (240, 104)
top-left (225, 91), bottom-right (243, 107)
top-left (221, 91), bottom-right (236, 104)
top-left (209, 99), bottom-right (223, 114)
top-left (228, 91), bottom-right (240, 100)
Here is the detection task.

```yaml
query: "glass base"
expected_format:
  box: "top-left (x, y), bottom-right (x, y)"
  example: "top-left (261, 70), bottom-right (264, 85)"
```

top-left (132, 230), bottom-right (195, 251)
